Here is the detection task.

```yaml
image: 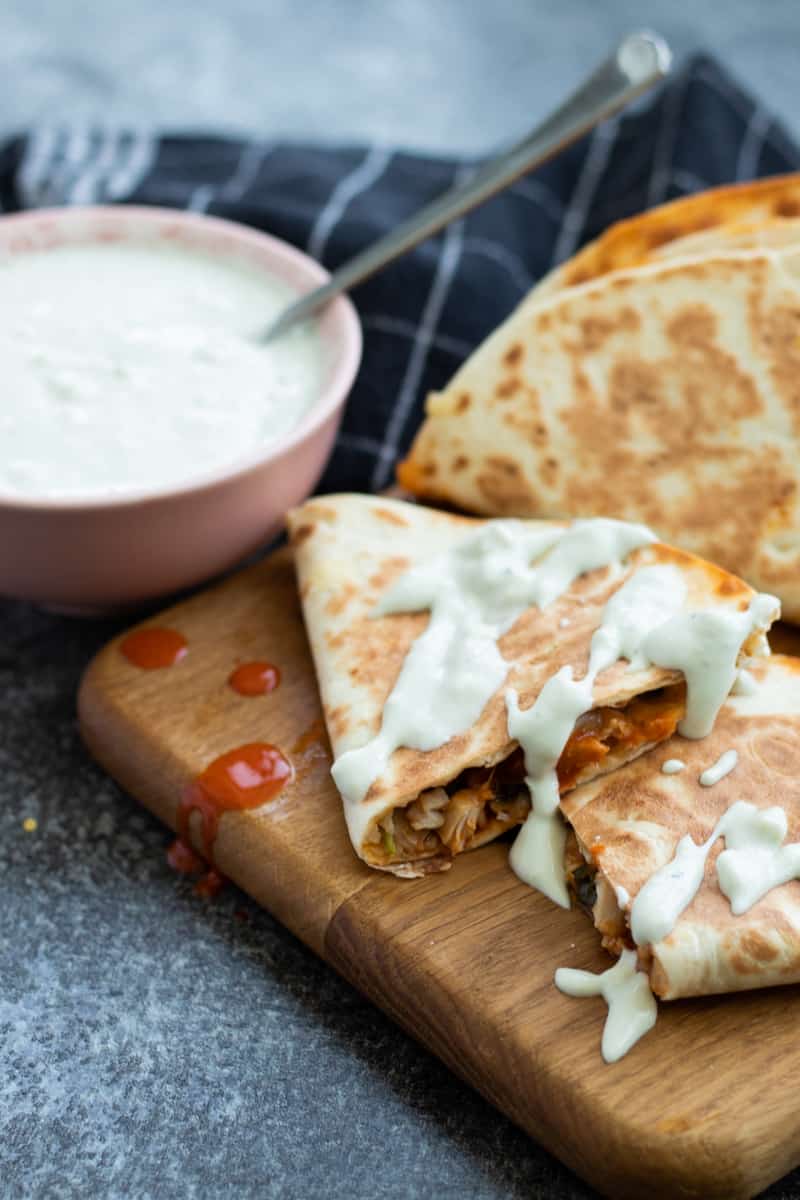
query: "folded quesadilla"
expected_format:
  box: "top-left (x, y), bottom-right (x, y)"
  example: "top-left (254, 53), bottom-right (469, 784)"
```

top-left (560, 654), bottom-right (800, 1000)
top-left (532, 172), bottom-right (800, 300)
top-left (398, 243), bottom-right (800, 621)
top-left (288, 494), bottom-right (774, 877)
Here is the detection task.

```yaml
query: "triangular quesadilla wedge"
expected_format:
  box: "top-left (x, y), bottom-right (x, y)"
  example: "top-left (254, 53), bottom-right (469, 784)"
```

top-left (397, 245), bottom-right (800, 620)
top-left (288, 494), bottom-right (776, 878)
top-left (532, 172), bottom-right (800, 300)
top-left (560, 654), bottom-right (800, 1000)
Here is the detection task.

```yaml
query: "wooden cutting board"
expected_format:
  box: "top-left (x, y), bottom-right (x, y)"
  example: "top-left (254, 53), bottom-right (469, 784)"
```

top-left (78, 547), bottom-right (800, 1200)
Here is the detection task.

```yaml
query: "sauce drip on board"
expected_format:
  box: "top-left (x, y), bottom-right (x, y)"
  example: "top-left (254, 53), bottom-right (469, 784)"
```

top-left (228, 661), bottom-right (281, 696)
top-left (167, 742), bottom-right (293, 897)
top-left (121, 627), bottom-right (188, 670)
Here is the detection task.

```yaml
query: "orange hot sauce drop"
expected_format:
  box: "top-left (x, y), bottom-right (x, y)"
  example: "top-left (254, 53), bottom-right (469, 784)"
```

top-left (228, 661), bottom-right (281, 697)
top-left (168, 743), bottom-right (293, 898)
top-left (121, 627), bottom-right (188, 669)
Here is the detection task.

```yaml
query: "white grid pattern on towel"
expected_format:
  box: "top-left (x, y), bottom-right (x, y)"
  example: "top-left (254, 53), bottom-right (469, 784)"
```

top-left (462, 236), bottom-right (535, 295)
top-left (16, 125), bottom-right (60, 208)
top-left (369, 162), bottom-right (472, 490)
top-left (18, 125), bottom-right (157, 207)
top-left (736, 104), bottom-right (772, 180)
top-left (103, 129), bottom-right (156, 200)
top-left (695, 64), bottom-right (799, 166)
top-left (646, 65), bottom-right (692, 207)
top-left (186, 140), bottom-right (277, 213)
top-left (361, 314), bottom-right (474, 361)
top-left (307, 145), bottom-right (393, 263)
top-left (68, 128), bottom-right (122, 205)
top-left (549, 119), bottom-right (619, 267)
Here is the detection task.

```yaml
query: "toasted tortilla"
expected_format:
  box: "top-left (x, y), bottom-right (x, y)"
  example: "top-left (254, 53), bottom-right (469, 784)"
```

top-left (532, 173), bottom-right (800, 299)
top-left (398, 246), bottom-right (800, 621)
top-left (561, 655), bottom-right (800, 1000)
top-left (288, 494), bottom-right (768, 877)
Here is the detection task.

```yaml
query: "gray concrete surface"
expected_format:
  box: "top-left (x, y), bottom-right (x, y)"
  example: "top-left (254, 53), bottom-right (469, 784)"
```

top-left (2, 0), bottom-right (800, 152)
top-left (3, 4), bottom-right (800, 1198)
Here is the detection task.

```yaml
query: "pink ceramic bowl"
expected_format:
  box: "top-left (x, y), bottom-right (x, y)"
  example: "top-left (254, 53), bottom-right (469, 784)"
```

top-left (0, 205), bottom-right (362, 612)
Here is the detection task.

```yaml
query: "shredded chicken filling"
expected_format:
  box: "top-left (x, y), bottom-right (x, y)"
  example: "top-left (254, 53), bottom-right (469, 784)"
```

top-left (374, 683), bottom-right (686, 864)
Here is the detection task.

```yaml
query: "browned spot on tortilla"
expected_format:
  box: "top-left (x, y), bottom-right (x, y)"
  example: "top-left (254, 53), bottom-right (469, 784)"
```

top-left (541, 456), bottom-right (560, 486)
top-left (422, 463), bottom-right (437, 477)
top-left (666, 303), bottom-right (719, 348)
top-left (555, 292), bottom-right (773, 574)
top-left (302, 502), bottom-right (338, 522)
top-left (325, 581), bottom-right (358, 616)
top-left (456, 392), bottom-right (471, 412)
top-left (578, 306), bottom-right (641, 352)
top-left (535, 311), bottom-right (553, 333)
top-left (495, 377), bottom-right (519, 399)
top-left (367, 555), bottom-right (412, 592)
top-left (608, 359), bottom-right (662, 414)
top-left (326, 704), bottom-right (351, 742)
top-left (503, 342), bottom-right (524, 367)
top-left (739, 930), bottom-right (781, 964)
top-left (452, 454), bottom-right (469, 472)
top-left (373, 506), bottom-right (409, 527)
top-left (716, 575), bottom-right (743, 596)
top-left (290, 522), bottom-right (315, 546)
top-left (502, 410), bottom-right (549, 448)
top-left (476, 455), bottom-right (538, 512)
top-left (753, 303), bottom-right (800, 436)
top-left (774, 198), bottom-right (800, 218)
top-left (644, 223), bottom-right (682, 249)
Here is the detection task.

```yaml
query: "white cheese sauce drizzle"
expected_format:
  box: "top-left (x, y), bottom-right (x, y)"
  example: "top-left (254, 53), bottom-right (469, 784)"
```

top-left (631, 800), bottom-right (800, 944)
top-left (732, 666), bottom-right (758, 696)
top-left (509, 585), bottom-right (778, 907)
top-left (661, 759), bottom-right (686, 775)
top-left (558, 797), bottom-right (800, 1063)
top-left (554, 949), bottom-right (657, 1063)
top-left (699, 749), bottom-right (739, 787)
top-left (716, 804), bottom-right (800, 914)
top-left (508, 564), bottom-right (687, 904)
top-left (643, 595), bottom-right (778, 738)
top-left (331, 518), bottom-right (655, 807)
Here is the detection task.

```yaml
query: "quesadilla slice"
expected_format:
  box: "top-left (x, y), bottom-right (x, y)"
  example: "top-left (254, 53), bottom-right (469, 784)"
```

top-left (397, 244), bottom-right (800, 620)
top-left (532, 172), bottom-right (800, 300)
top-left (559, 654), bottom-right (800, 1000)
top-left (288, 494), bottom-right (776, 878)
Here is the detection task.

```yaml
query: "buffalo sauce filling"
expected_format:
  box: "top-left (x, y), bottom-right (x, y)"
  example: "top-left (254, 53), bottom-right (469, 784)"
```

top-left (374, 682), bottom-right (687, 865)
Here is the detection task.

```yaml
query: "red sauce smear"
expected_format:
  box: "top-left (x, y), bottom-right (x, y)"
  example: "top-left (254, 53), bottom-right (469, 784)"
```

top-left (167, 743), bottom-right (293, 899)
top-left (121, 627), bottom-right (188, 669)
top-left (228, 661), bottom-right (281, 696)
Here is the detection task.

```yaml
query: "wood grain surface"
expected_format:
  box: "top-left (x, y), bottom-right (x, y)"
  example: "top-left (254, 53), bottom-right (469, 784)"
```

top-left (78, 546), bottom-right (800, 1200)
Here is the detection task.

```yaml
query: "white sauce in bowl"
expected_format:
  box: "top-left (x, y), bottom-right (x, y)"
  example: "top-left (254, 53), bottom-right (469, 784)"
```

top-left (0, 241), bottom-right (323, 498)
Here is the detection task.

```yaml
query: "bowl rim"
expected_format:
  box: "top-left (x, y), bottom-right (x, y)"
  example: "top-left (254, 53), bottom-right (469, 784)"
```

top-left (0, 204), bottom-right (362, 513)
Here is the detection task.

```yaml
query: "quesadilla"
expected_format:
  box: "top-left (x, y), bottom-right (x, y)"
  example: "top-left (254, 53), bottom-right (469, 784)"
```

top-left (397, 244), bottom-right (800, 621)
top-left (560, 654), bottom-right (800, 1000)
top-left (532, 172), bottom-right (800, 300)
top-left (288, 494), bottom-right (775, 878)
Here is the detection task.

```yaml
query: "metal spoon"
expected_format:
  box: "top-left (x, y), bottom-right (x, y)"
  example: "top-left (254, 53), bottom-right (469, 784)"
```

top-left (261, 30), bottom-right (671, 342)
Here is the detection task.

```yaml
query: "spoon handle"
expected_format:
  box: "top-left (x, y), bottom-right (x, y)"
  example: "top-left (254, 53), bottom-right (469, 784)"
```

top-left (262, 30), bottom-right (671, 341)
